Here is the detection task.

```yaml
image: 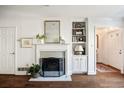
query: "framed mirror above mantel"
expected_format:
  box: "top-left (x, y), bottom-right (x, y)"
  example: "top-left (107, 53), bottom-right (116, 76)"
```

top-left (44, 20), bottom-right (60, 44)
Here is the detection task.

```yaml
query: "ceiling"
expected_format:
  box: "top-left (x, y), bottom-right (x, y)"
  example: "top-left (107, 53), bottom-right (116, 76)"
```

top-left (0, 5), bottom-right (124, 17)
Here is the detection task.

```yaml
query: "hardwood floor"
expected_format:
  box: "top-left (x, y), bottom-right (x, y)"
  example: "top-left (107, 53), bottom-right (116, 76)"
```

top-left (0, 72), bottom-right (124, 88)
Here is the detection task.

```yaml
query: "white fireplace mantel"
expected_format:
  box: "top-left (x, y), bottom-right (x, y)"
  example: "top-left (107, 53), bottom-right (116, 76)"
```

top-left (35, 44), bottom-right (71, 76)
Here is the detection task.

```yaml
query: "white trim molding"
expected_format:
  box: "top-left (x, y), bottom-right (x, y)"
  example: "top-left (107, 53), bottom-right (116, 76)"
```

top-left (88, 72), bottom-right (96, 75)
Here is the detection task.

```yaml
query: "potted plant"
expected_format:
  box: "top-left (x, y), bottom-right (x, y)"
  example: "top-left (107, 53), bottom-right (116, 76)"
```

top-left (28, 64), bottom-right (41, 78)
top-left (36, 33), bottom-right (47, 44)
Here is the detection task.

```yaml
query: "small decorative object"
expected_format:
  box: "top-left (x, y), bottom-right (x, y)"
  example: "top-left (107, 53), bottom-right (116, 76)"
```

top-left (74, 45), bottom-right (84, 55)
top-left (79, 36), bottom-right (86, 42)
top-left (76, 31), bottom-right (82, 35)
top-left (21, 38), bottom-right (33, 48)
top-left (78, 37), bottom-right (83, 41)
top-left (73, 22), bottom-right (84, 28)
top-left (60, 36), bottom-right (65, 44)
top-left (36, 33), bottom-right (47, 44)
top-left (28, 64), bottom-right (41, 78)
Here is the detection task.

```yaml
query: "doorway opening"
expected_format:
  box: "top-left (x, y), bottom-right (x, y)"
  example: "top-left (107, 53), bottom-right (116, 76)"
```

top-left (96, 27), bottom-right (123, 73)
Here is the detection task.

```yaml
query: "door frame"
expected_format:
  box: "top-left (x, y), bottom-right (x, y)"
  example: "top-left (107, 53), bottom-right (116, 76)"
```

top-left (0, 26), bottom-right (17, 75)
top-left (120, 28), bottom-right (124, 74)
top-left (95, 26), bottom-right (124, 74)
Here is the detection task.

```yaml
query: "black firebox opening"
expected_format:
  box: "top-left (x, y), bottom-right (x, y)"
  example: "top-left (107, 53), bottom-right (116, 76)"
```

top-left (39, 57), bottom-right (65, 77)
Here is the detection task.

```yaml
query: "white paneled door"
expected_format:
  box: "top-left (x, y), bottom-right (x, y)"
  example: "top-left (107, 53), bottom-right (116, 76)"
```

top-left (0, 27), bottom-right (16, 74)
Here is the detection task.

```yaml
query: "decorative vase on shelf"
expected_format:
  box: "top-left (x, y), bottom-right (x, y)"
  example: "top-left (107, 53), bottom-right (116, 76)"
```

top-left (60, 36), bottom-right (65, 44)
top-left (36, 33), bottom-right (47, 44)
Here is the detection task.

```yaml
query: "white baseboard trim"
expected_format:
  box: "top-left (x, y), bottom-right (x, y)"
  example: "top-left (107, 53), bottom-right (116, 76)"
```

top-left (15, 71), bottom-right (27, 75)
top-left (88, 72), bottom-right (96, 75)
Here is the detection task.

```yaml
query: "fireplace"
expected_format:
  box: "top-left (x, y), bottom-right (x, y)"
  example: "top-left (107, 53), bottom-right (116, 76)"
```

top-left (35, 44), bottom-right (71, 77)
top-left (39, 57), bottom-right (65, 77)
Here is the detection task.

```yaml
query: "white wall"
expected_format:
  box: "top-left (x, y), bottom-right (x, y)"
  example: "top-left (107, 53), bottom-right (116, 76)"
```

top-left (87, 18), bottom-right (96, 75)
top-left (96, 28), bottom-right (109, 63)
top-left (0, 12), bottom-right (88, 75)
top-left (0, 15), bottom-right (42, 74)
top-left (0, 10), bottom-right (124, 75)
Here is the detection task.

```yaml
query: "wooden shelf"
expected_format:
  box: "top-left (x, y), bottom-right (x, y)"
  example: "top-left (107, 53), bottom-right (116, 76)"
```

top-left (73, 54), bottom-right (88, 56)
top-left (72, 35), bottom-right (86, 36)
top-left (72, 42), bottom-right (86, 44)
top-left (72, 28), bottom-right (85, 29)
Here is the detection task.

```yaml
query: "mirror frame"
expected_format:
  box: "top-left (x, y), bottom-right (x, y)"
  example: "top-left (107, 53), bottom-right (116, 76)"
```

top-left (44, 20), bottom-right (60, 43)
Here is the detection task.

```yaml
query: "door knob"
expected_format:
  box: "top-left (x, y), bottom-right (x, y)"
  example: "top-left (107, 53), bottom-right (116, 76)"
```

top-left (119, 50), bottom-right (122, 54)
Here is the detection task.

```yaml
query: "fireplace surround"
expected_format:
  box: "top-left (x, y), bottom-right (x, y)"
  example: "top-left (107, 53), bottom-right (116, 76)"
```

top-left (35, 44), bottom-right (71, 76)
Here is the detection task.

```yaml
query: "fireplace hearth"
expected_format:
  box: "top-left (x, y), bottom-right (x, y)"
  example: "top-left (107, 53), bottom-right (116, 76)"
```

top-left (39, 57), bottom-right (65, 77)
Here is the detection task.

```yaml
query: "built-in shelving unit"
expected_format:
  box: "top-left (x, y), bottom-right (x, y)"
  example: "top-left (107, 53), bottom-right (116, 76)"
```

top-left (72, 21), bottom-right (87, 55)
top-left (72, 19), bottom-right (88, 74)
